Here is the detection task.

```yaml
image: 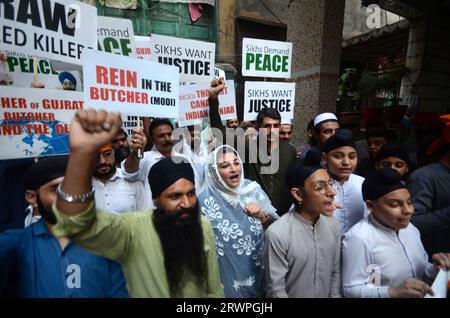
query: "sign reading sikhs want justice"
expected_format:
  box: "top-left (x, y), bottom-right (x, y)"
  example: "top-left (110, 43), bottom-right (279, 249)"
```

top-left (242, 37), bottom-right (293, 79)
top-left (82, 49), bottom-right (179, 119)
top-left (149, 34), bottom-right (216, 83)
top-left (244, 81), bottom-right (296, 122)
top-left (1, 0), bottom-right (97, 65)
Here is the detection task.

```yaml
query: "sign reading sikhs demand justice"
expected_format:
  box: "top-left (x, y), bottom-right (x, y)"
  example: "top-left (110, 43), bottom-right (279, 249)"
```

top-left (82, 49), bottom-right (179, 118)
top-left (244, 81), bottom-right (296, 122)
top-left (97, 16), bottom-right (136, 57)
top-left (149, 34), bottom-right (215, 83)
top-left (0, 86), bottom-right (83, 160)
top-left (0, 0), bottom-right (97, 65)
top-left (242, 37), bottom-right (293, 79)
top-left (178, 80), bottom-right (237, 127)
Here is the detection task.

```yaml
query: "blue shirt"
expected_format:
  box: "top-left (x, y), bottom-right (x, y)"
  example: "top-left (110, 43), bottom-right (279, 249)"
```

top-left (0, 219), bottom-right (128, 298)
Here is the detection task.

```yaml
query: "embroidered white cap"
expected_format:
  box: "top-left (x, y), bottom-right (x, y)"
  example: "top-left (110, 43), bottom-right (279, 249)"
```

top-left (313, 112), bottom-right (338, 127)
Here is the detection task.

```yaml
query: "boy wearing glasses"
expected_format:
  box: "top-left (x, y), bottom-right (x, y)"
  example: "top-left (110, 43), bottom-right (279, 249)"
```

top-left (264, 148), bottom-right (342, 298)
top-left (93, 143), bottom-right (147, 214)
top-left (322, 129), bottom-right (370, 235)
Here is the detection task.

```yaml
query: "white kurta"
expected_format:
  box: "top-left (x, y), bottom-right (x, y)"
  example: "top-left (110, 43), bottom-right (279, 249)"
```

top-left (264, 209), bottom-right (342, 298)
top-left (93, 168), bottom-right (147, 214)
top-left (342, 214), bottom-right (437, 298)
top-left (332, 173), bottom-right (370, 235)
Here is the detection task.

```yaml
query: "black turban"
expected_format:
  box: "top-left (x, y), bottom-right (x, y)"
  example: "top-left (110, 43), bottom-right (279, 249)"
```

top-left (286, 147), bottom-right (323, 189)
top-left (362, 167), bottom-right (406, 201)
top-left (323, 129), bottom-right (356, 153)
top-left (375, 142), bottom-right (410, 163)
top-left (149, 157), bottom-right (195, 198)
top-left (23, 156), bottom-right (68, 190)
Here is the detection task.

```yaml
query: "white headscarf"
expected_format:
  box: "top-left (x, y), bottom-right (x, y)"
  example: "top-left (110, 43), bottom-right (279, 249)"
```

top-left (203, 145), bottom-right (278, 218)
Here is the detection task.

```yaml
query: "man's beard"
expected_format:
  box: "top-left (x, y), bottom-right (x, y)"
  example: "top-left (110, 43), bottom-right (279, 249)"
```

top-left (36, 194), bottom-right (57, 225)
top-left (114, 147), bottom-right (130, 164)
top-left (93, 164), bottom-right (115, 179)
top-left (152, 202), bottom-right (208, 296)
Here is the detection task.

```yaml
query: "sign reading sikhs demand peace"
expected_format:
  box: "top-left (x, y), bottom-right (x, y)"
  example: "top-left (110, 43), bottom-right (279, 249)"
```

top-left (1, 0), bottom-right (97, 65)
top-left (0, 86), bottom-right (83, 160)
top-left (178, 80), bottom-right (237, 127)
top-left (97, 16), bottom-right (136, 57)
top-left (149, 34), bottom-right (215, 83)
top-left (242, 37), bottom-right (293, 79)
top-left (244, 81), bottom-right (296, 121)
top-left (82, 49), bottom-right (179, 118)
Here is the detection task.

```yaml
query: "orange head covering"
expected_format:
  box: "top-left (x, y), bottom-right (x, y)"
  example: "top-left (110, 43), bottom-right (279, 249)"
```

top-left (99, 143), bottom-right (113, 153)
top-left (426, 114), bottom-right (450, 155)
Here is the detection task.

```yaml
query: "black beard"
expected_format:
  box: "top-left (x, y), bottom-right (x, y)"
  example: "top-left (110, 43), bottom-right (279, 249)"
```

top-left (36, 194), bottom-right (57, 225)
top-left (93, 164), bottom-right (116, 179)
top-left (152, 202), bottom-right (208, 296)
top-left (114, 147), bottom-right (130, 164)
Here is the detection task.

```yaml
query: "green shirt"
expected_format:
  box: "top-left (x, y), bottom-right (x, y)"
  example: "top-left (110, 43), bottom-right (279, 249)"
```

top-left (52, 202), bottom-right (224, 298)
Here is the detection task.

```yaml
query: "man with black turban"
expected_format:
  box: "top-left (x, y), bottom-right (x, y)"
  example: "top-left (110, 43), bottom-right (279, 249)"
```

top-left (0, 156), bottom-right (128, 297)
top-left (51, 109), bottom-right (224, 298)
top-left (342, 167), bottom-right (450, 298)
top-left (264, 148), bottom-right (342, 298)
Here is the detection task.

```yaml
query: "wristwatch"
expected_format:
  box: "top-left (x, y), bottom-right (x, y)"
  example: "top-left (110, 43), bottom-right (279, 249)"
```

top-left (56, 183), bottom-right (95, 203)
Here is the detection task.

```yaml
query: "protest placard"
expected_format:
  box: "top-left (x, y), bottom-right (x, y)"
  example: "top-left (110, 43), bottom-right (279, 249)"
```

top-left (97, 16), bottom-right (136, 57)
top-left (82, 49), bottom-right (179, 119)
top-left (244, 81), bottom-right (296, 121)
top-left (0, 86), bottom-right (83, 159)
top-left (121, 115), bottom-right (144, 136)
top-left (1, 0), bottom-right (97, 65)
top-left (135, 36), bottom-right (152, 60)
top-left (213, 67), bottom-right (226, 80)
top-left (149, 34), bottom-right (215, 83)
top-left (1, 50), bottom-right (81, 91)
top-left (178, 80), bottom-right (237, 127)
top-left (242, 37), bottom-right (292, 79)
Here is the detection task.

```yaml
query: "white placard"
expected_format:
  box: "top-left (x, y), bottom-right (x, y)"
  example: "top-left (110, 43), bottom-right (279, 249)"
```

top-left (213, 67), bottom-right (226, 80)
top-left (425, 270), bottom-right (450, 298)
top-left (97, 16), bottom-right (136, 58)
top-left (1, 52), bottom-right (82, 91)
top-left (178, 80), bottom-right (237, 127)
top-left (244, 81), bottom-right (296, 121)
top-left (1, 0), bottom-right (97, 65)
top-left (82, 49), bottom-right (179, 119)
top-left (121, 115), bottom-right (144, 137)
top-left (242, 37), bottom-right (292, 79)
top-left (135, 36), bottom-right (152, 60)
top-left (0, 86), bottom-right (83, 159)
top-left (149, 34), bottom-right (215, 83)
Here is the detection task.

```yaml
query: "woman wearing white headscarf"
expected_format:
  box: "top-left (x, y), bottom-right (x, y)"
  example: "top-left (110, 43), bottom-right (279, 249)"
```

top-left (198, 145), bottom-right (279, 298)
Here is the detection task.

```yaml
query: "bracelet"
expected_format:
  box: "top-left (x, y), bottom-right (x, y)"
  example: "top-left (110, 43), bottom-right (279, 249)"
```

top-left (56, 183), bottom-right (95, 203)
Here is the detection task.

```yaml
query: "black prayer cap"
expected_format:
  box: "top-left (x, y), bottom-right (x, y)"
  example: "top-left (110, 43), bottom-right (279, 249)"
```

top-left (323, 129), bottom-right (356, 153)
top-left (375, 142), bottom-right (410, 163)
top-left (286, 147), bottom-right (323, 189)
top-left (23, 156), bottom-right (68, 191)
top-left (149, 157), bottom-right (195, 198)
top-left (362, 167), bottom-right (406, 201)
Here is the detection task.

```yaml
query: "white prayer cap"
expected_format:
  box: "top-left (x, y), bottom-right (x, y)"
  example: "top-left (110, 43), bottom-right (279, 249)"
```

top-left (314, 112), bottom-right (338, 127)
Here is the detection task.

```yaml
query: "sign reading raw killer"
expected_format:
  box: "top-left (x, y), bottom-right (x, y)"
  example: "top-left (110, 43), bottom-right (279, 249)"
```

top-left (82, 49), bottom-right (179, 118)
top-left (98, 16), bottom-right (136, 57)
top-left (242, 38), bottom-right (292, 79)
top-left (0, 0), bottom-right (97, 65)
top-left (149, 34), bottom-right (215, 83)
top-left (178, 80), bottom-right (237, 127)
top-left (244, 81), bottom-right (296, 121)
top-left (0, 86), bottom-right (83, 160)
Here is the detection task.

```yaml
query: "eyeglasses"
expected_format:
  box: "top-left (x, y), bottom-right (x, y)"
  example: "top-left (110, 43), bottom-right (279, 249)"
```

top-left (313, 179), bottom-right (334, 195)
